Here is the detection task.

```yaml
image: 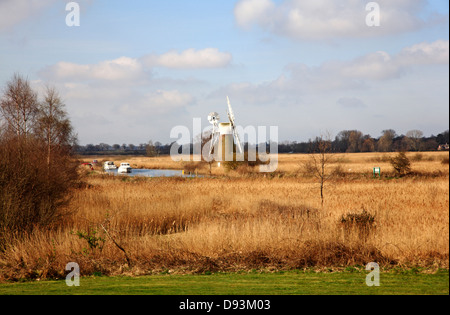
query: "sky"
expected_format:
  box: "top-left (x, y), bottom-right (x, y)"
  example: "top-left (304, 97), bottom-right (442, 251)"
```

top-left (0, 0), bottom-right (448, 145)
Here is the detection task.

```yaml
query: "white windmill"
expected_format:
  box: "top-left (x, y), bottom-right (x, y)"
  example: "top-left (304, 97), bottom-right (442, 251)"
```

top-left (208, 97), bottom-right (243, 162)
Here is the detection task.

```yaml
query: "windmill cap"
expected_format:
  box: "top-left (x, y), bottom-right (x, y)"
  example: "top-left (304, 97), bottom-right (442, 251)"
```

top-left (219, 123), bottom-right (232, 134)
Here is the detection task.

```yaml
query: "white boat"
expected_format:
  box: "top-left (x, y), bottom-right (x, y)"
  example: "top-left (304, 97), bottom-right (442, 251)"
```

top-left (118, 163), bottom-right (132, 174)
top-left (103, 161), bottom-right (117, 170)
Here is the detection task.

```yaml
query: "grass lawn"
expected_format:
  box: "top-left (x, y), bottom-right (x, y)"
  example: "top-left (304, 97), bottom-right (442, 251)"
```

top-left (0, 270), bottom-right (448, 296)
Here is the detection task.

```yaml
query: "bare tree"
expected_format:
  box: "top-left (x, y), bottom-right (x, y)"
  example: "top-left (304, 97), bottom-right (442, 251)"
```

top-left (405, 129), bottom-right (424, 152)
top-left (304, 133), bottom-right (335, 207)
top-left (361, 137), bottom-right (375, 152)
top-left (0, 73), bottom-right (38, 140)
top-left (348, 130), bottom-right (364, 153)
top-left (146, 140), bottom-right (159, 157)
top-left (35, 86), bottom-right (76, 167)
top-left (193, 130), bottom-right (214, 174)
top-left (334, 130), bottom-right (364, 152)
top-left (377, 129), bottom-right (396, 152)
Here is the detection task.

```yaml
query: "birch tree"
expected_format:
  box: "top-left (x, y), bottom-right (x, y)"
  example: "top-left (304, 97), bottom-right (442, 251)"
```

top-left (0, 73), bottom-right (38, 140)
top-left (35, 86), bottom-right (76, 167)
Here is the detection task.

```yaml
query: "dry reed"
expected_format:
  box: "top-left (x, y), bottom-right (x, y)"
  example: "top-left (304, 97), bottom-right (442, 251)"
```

top-left (0, 152), bottom-right (448, 281)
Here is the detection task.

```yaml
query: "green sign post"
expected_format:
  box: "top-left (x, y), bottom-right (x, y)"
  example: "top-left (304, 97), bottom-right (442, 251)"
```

top-left (373, 167), bottom-right (381, 178)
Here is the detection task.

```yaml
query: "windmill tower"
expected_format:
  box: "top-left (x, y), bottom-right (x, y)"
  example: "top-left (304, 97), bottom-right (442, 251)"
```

top-left (208, 97), bottom-right (243, 163)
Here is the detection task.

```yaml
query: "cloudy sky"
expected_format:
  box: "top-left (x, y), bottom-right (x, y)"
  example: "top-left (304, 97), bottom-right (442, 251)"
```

top-left (0, 0), bottom-right (448, 145)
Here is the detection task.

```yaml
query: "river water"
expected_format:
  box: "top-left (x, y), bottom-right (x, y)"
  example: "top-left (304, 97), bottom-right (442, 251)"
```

top-left (105, 169), bottom-right (187, 178)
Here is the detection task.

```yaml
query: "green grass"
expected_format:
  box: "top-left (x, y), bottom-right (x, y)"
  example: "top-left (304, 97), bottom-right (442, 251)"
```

top-left (0, 270), bottom-right (448, 295)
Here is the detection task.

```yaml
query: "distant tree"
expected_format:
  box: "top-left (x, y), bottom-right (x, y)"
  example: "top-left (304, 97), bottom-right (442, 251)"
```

top-left (347, 130), bottom-right (364, 153)
top-left (377, 129), bottom-right (397, 152)
top-left (278, 141), bottom-right (293, 153)
top-left (98, 143), bottom-right (111, 151)
top-left (193, 130), bottom-right (213, 161)
top-left (112, 144), bottom-right (121, 150)
top-left (292, 141), bottom-right (309, 153)
top-left (138, 143), bottom-right (146, 150)
top-left (361, 137), bottom-right (375, 152)
top-left (405, 130), bottom-right (424, 151)
top-left (333, 130), bottom-right (364, 153)
top-left (437, 130), bottom-right (449, 145)
top-left (399, 136), bottom-right (412, 152)
top-left (423, 138), bottom-right (439, 151)
top-left (195, 130), bottom-right (214, 173)
top-left (146, 140), bottom-right (159, 157)
top-left (334, 130), bottom-right (352, 152)
top-left (86, 144), bottom-right (95, 151)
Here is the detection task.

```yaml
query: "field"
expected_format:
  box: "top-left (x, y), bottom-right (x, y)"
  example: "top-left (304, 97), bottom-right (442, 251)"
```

top-left (1, 270), bottom-right (448, 295)
top-left (0, 152), bottom-right (449, 294)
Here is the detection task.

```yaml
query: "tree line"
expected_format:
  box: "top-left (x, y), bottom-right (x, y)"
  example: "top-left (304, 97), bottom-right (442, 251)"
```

top-left (76, 141), bottom-right (173, 156)
top-left (76, 129), bottom-right (449, 157)
top-left (279, 129), bottom-right (449, 154)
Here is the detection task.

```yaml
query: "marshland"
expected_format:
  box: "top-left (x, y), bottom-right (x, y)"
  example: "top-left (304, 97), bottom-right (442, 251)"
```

top-left (1, 151), bottom-right (448, 281)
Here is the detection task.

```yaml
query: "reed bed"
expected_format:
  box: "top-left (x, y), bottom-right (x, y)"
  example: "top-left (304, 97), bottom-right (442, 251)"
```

top-left (1, 153), bottom-right (448, 281)
top-left (81, 151), bottom-right (449, 176)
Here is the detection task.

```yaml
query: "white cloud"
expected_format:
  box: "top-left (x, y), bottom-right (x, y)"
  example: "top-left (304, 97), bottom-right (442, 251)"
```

top-left (34, 48), bottom-right (231, 143)
top-left (40, 48), bottom-right (233, 83)
top-left (40, 57), bottom-right (147, 82)
top-left (339, 40), bottom-right (449, 80)
top-left (141, 48), bottom-right (232, 69)
top-left (234, 0), bottom-right (275, 29)
top-left (234, 0), bottom-right (438, 40)
top-left (38, 74), bottom-right (194, 116)
top-left (0, 0), bottom-right (56, 32)
top-left (339, 51), bottom-right (403, 80)
top-left (119, 90), bottom-right (194, 116)
top-left (34, 77), bottom-right (195, 144)
top-left (399, 39), bottom-right (450, 65)
top-left (213, 40), bottom-right (449, 104)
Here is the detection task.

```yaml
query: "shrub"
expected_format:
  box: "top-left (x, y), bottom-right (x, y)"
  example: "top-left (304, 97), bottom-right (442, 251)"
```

top-left (182, 161), bottom-right (203, 173)
top-left (0, 137), bottom-right (79, 249)
top-left (72, 227), bottom-right (106, 253)
top-left (332, 164), bottom-right (348, 178)
top-left (223, 159), bottom-right (241, 172)
top-left (390, 152), bottom-right (411, 176)
top-left (340, 209), bottom-right (376, 242)
top-left (223, 152), bottom-right (268, 173)
top-left (412, 153), bottom-right (423, 161)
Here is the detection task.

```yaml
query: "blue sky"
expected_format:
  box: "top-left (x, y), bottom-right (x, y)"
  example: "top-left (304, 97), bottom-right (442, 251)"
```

top-left (0, 0), bottom-right (448, 145)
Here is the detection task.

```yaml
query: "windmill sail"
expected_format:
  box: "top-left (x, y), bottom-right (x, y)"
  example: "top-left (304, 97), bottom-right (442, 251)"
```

top-left (226, 96), bottom-right (243, 154)
top-left (208, 112), bottom-right (220, 159)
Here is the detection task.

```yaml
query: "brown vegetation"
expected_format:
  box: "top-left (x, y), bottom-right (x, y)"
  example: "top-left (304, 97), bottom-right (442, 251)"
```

top-left (0, 74), bottom-right (78, 252)
top-left (0, 152), bottom-right (448, 281)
